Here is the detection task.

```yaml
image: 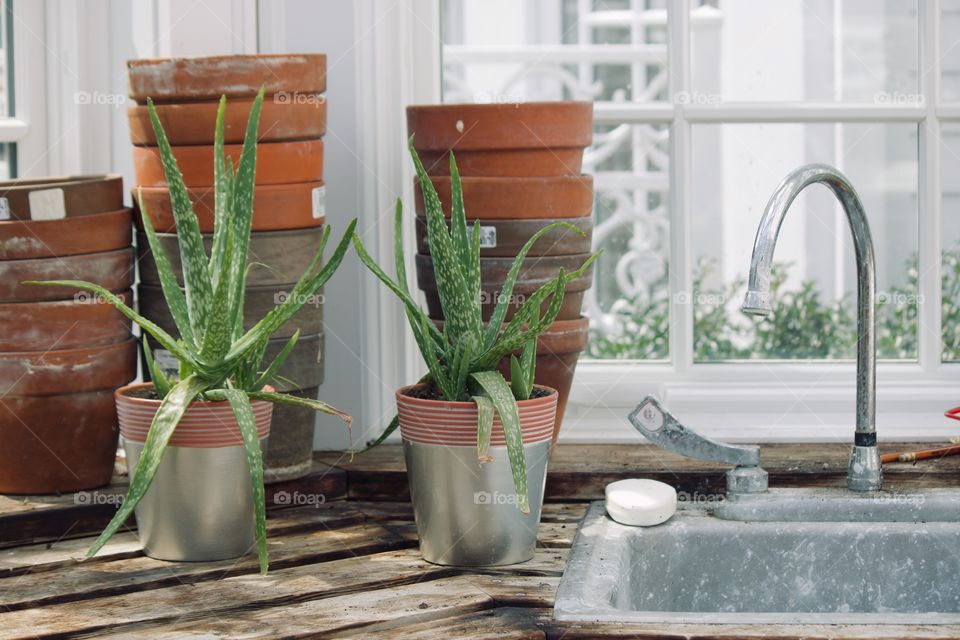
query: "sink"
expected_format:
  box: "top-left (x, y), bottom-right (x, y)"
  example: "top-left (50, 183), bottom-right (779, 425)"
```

top-left (555, 496), bottom-right (960, 625)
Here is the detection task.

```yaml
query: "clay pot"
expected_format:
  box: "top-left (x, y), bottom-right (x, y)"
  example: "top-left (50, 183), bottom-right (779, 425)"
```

top-left (127, 53), bottom-right (327, 103)
top-left (416, 216), bottom-right (593, 258)
top-left (495, 316), bottom-right (589, 447)
top-left (416, 253), bottom-right (593, 321)
top-left (137, 227), bottom-right (324, 288)
top-left (407, 102), bottom-right (592, 176)
top-left (0, 389), bottom-right (120, 494)
top-left (0, 175), bottom-right (123, 220)
top-left (132, 139), bottom-right (324, 187)
top-left (414, 175), bottom-right (593, 219)
top-left (138, 283), bottom-right (323, 340)
top-left (264, 385), bottom-right (320, 483)
top-left (0, 208), bottom-right (132, 260)
top-left (0, 290), bottom-right (133, 351)
top-left (0, 247), bottom-right (135, 303)
top-left (134, 182), bottom-right (325, 232)
top-left (0, 338), bottom-right (137, 397)
top-left (128, 96), bottom-right (326, 146)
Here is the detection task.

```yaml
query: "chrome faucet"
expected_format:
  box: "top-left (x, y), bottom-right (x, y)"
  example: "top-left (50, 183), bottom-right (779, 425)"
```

top-left (741, 163), bottom-right (882, 492)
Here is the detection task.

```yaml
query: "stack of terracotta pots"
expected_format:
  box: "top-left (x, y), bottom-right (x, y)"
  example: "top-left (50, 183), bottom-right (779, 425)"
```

top-left (128, 54), bottom-right (328, 482)
top-left (407, 102), bottom-right (595, 446)
top-left (0, 175), bottom-right (137, 493)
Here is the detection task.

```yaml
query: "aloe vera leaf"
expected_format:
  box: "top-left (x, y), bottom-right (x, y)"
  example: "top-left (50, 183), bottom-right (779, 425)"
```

top-left (25, 280), bottom-right (194, 364)
top-left (200, 224), bottom-right (237, 361)
top-left (87, 375), bottom-right (208, 558)
top-left (469, 370), bottom-right (529, 514)
top-left (419, 312), bottom-right (455, 399)
top-left (359, 413), bottom-right (400, 453)
top-left (448, 153), bottom-right (474, 285)
top-left (209, 95), bottom-right (229, 283)
top-left (482, 221), bottom-right (585, 350)
top-left (219, 388), bottom-right (268, 574)
top-left (246, 390), bottom-right (352, 425)
top-left (509, 354), bottom-right (525, 401)
top-left (521, 337), bottom-right (537, 395)
top-left (408, 140), bottom-right (481, 348)
top-left (473, 393), bottom-right (494, 463)
top-left (478, 275), bottom-right (566, 369)
top-left (253, 330), bottom-right (300, 390)
top-left (146, 98), bottom-right (213, 342)
top-left (142, 338), bottom-right (173, 398)
top-left (138, 190), bottom-right (198, 351)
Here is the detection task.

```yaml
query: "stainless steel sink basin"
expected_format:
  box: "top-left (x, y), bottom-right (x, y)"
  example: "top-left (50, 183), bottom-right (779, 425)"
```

top-left (555, 495), bottom-right (960, 625)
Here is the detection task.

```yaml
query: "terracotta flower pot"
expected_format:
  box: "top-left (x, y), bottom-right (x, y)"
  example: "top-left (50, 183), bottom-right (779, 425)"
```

top-left (127, 53), bottom-right (326, 103)
top-left (132, 139), bottom-right (324, 187)
top-left (0, 208), bottom-right (132, 260)
top-left (0, 247), bottom-right (134, 303)
top-left (134, 182), bottom-right (325, 232)
top-left (416, 216), bottom-right (593, 258)
top-left (138, 283), bottom-right (323, 339)
top-left (137, 227), bottom-right (324, 288)
top-left (128, 96), bottom-right (326, 146)
top-left (0, 290), bottom-right (133, 351)
top-left (407, 101), bottom-right (592, 176)
top-left (0, 389), bottom-right (120, 494)
top-left (416, 253), bottom-right (593, 321)
top-left (414, 175), bottom-right (593, 219)
top-left (397, 383), bottom-right (557, 566)
top-left (116, 382), bottom-right (272, 561)
top-left (0, 175), bottom-right (123, 220)
top-left (0, 338), bottom-right (137, 397)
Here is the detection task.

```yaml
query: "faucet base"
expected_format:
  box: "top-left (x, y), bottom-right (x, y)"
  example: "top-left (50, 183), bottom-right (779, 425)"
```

top-left (726, 466), bottom-right (769, 495)
top-left (847, 445), bottom-right (883, 491)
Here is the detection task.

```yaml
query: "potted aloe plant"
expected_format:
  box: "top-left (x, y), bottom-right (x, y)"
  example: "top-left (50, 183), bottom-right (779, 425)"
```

top-left (28, 88), bottom-right (355, 574)
top-left (353, 140), bottom-right (598, 566)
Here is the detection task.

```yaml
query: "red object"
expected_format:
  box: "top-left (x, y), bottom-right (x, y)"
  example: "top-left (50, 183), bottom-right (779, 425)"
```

top-left (945, 406), bottom-right (960, 422)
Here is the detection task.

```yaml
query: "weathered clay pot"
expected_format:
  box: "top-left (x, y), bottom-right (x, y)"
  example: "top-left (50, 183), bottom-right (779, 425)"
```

top-left (0, 175), bottom-right (123, 220)
top-left (0, 208), bottom-right (132, 260)
top-left (416, 216), bottom-right (592, 258)
top-left (137, 227), bottom-right (324, 288)
top-left (0, 290), bottom-right (133, 351)
top-left (0, 338), bottom-right (137, 397)
top-left (133, 139), bottom-right (324, 187)
top-left (0, 248), bottom-right (135, 303)
top-left (134, 182), bottom-right (325, 232)
top-left (128, 96), bottom-right (326, 146)
top-left (127, 53), bottom-right (327, 103)
top-left (414, 175), bottom-right (593, 219)
top-left (138, 283), bottom-right (323, 339)
top-left (0, 389), bottom-right (120, 494)
top-left (416, 253), bottom-right (593, 321)
top-left (264, 386), bottom-right (321, 483)
top-left (407, 102), bottom-right (592, 176)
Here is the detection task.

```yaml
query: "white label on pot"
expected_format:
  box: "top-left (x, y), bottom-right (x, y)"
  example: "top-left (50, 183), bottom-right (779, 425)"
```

top-left (0, 198), bottom-right (9, 220)
top-left (152, 349), bottom-right (179, 378)
top-left (28, 188), bottom-right (66, 220)
top-left (479, 225), bottom-right (497, 248)
top-left (311, 186), bottom-right (325, 219)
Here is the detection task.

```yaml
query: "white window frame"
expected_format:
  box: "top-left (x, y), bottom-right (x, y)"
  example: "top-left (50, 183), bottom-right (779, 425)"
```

top-left (425, 0), bottom-right (960, 443)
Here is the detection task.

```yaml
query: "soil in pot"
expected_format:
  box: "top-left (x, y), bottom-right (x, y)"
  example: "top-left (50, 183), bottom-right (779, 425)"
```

top-left (416, 215), bottom-right (593, 258)
top-left (127, 53), bottom-right (327, 103)
top-left (416, 253), bottom-right (593, 321)
top-left (0, 175), bottom-right (123, 220)
top-left (134, 182), bottom-right (325, 233)
top-left (132, 139), bottom-right (324, 187)
top-left (0, 290), bottom-right (133, 351)
top-left (414, 175), bottom-right (593, 219)
top-left (128, 96), bottom-right (326, 146)
top-left (0, 248), bottom-right (135, 303)
top-left (0, 208), bottom-right (132, 260)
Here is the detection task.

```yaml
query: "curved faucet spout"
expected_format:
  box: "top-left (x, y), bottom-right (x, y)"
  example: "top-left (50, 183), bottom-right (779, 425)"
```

top-left (741, 163), bottom-right (881, 492)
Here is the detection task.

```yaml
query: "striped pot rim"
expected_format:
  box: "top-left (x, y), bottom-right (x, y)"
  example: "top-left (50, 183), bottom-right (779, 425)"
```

top-left (396, 383), bottom-right (557, 447)
top-left (116, 382), bottom-right (272, 448)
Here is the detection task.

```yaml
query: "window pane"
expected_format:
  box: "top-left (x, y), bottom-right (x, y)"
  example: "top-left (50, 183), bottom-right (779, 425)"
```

top-left (942, 124), bottom-right (960, 361)
top-left (691, 122), bottom-right (919, 361)
top-left (943, 0), bottom-right (960, 102)
top-left (691, 0), bottom-right (919, 103)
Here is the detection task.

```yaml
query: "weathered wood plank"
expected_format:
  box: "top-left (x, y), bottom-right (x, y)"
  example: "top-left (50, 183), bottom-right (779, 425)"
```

top-left (353, 606), bottom-right (549, 640)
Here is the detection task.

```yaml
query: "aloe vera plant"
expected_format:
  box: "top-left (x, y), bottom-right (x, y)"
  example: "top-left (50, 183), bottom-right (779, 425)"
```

top-left (27, 88), bottom-right (356, 574)
top-left (353, 140), bottom-right (599, 513)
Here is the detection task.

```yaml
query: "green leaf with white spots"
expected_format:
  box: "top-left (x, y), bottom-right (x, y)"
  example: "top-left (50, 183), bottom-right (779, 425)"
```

top-left (473, 393), bottom-right (494, 463)
top-left (253, 330), bottom-right (300, 390)
top-left (143, 338), bottom-right (174, 398)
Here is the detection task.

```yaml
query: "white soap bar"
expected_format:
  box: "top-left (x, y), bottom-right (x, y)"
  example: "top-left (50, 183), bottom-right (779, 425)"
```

top-left (605, 479), bottom-right (677, 527)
